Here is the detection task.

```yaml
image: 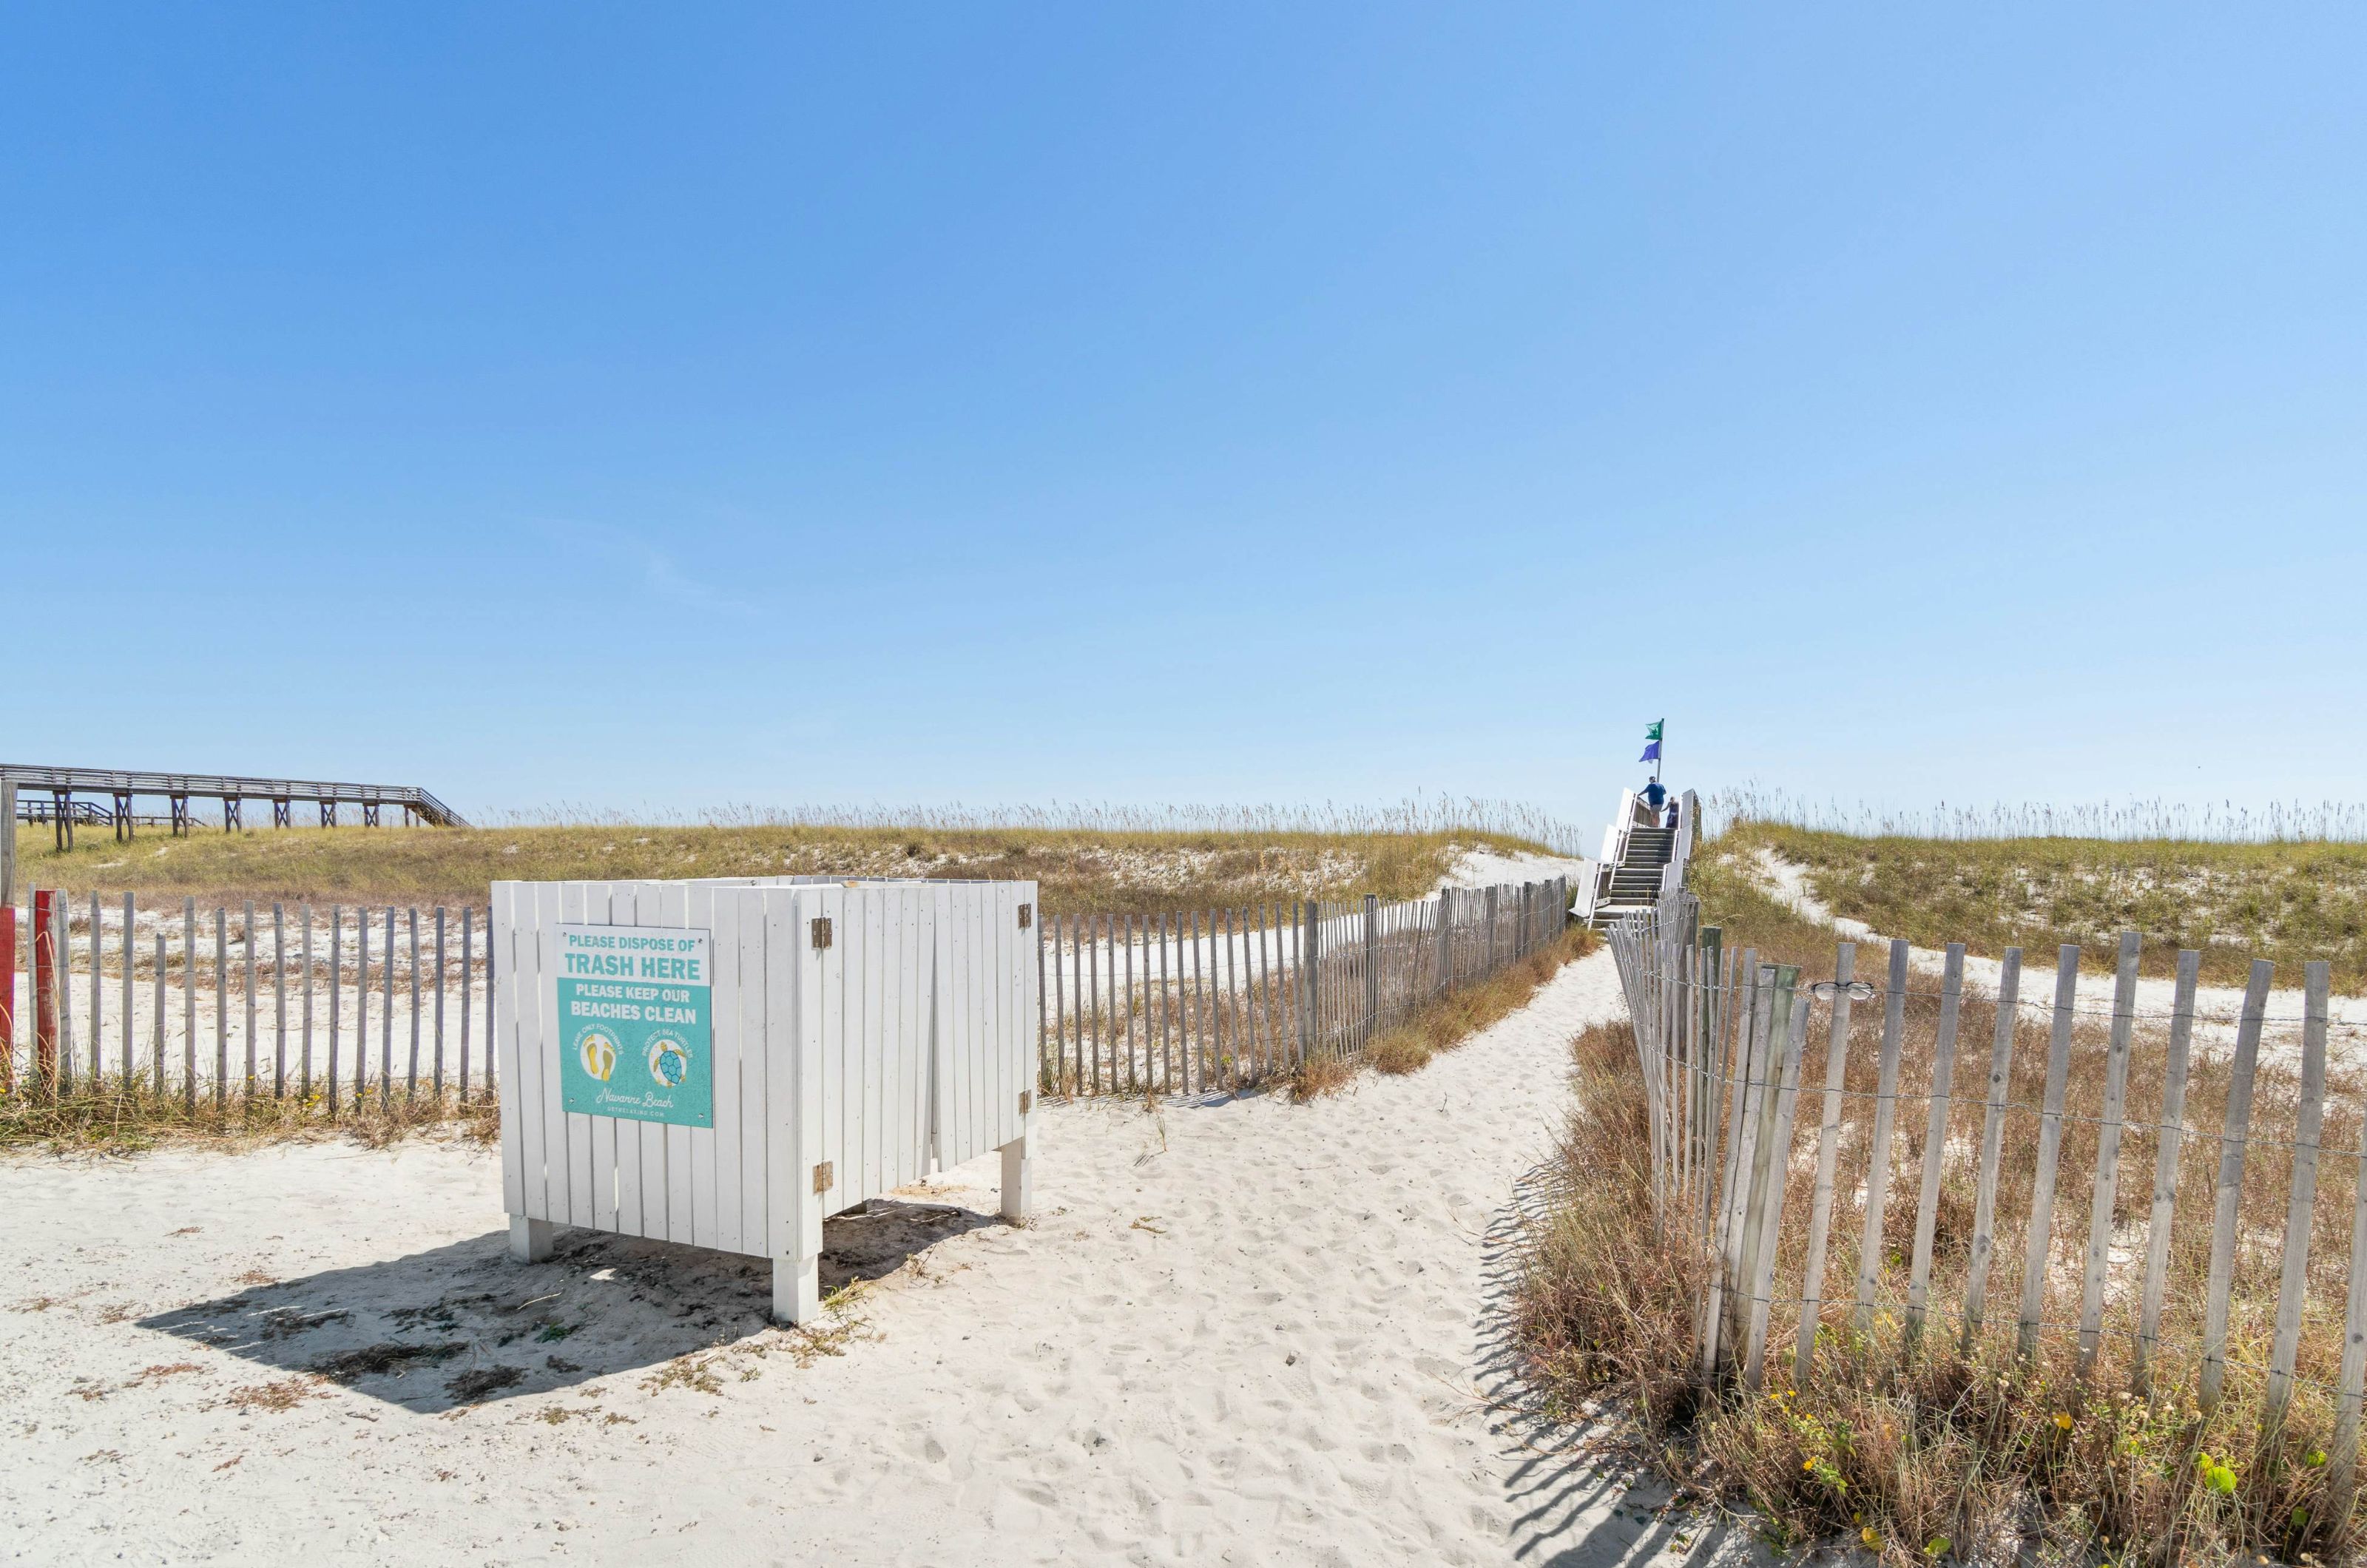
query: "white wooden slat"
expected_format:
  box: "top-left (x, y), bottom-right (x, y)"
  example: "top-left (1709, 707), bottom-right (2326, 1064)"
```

top-left (962, 893), bottom-right (985, 1158)
top-left (1905, 944), bottom-right (1967, 1349)
top-left (627, 882), bottom-right (667, 1239)
top-left (2016, 945), bottom-right (2082, 1362)
top-left (932, 891), bottom-right (956, 1166)
top-left (763, 891), bottom-right (800, 1262)
top-left (749, 885), bottom-right (782, 1249)
top-left (1960, 947), bottom-right (2022, 1347)
top-left (932, 888), bottom-right (956, 1170)
top-left (1744, 987), bottom-right (1811, 1388)
top-left (660, 883), bottom-right (696, 1243)
top-left (493, 882), bottom-right (526, 1218)
top-left (1010, 885), bottom-right (1036, 1144)
top-left (530, 882), bottom-right (570, 1226)
top-left (974, 889), bottom-right (996, 1147)
top-left (687, 880), bottom-right (721, 1250)
top-left (982, 894), bottom-right (999, 1144)
top-left (901, 891), bottom-right (929, 1184)
top-left (1698, 948), bottom-right (1757, 1376)
top-left (716, 889), bottom-right (759, 1255)
top-left (874, 890), bottom-right (902, 1191)
top-left (2200, 959), bottom-right (2275, 1410)
top-left (862, 888), bottom-right (887, 1203)
top-left (2329, 1016), bottom-right (2367, 1522)
top-left (584, 885), bottom-right (621, 1235)
top-left (557, 883), bottom-right (596, 1232)
top-left (2075, 932), bottom-right (2144, 1373)
top-left (1718, 963), bottom-right (1779, 1366)
top-left (2263, 961), bottom-right (2331, 1438)
top-left (1794, 942), bottom-right (1859, 1384)
top-left (1851, 939), bottom-right (1913, 1329)
top-left (990, 885), bottom-right (1013, 1146)
top-left (798, 885), bottom-right (837, 1302)
top-left (1734, 966), bottom-right (1794, 1361)
top-left (2132, 948), bottom-right (2201, 1392)
top-left (817, 883), bottom-right (848, 1212)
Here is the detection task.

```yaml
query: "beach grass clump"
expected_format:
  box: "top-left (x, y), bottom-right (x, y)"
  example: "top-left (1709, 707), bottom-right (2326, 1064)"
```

top-left (0, 1078), bottom-right (499, 1154)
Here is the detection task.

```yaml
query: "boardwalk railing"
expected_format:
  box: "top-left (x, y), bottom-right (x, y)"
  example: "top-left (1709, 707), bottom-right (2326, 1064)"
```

top-left (1, 875), bottom-right (1573, 1114)
top-left (1038, 876), bottom-right (1572, 1095)
top-left (1610, 888), bottom-right (2367, 1506)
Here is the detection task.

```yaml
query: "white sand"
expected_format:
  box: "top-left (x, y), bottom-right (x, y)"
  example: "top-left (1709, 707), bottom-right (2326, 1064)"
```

top-left (1440, 848), bottom-right (1593, 893)
top-left (0, 946), bottom-right (1761, 1567)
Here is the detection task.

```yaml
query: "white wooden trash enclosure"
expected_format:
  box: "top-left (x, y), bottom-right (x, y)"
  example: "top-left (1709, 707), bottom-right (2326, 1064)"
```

top-left (493, 877), bottom-right (1039, 1323)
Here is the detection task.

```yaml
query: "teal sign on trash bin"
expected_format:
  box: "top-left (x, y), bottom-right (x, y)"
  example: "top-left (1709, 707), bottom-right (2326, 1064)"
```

top-left (554, 923), bottom-right (714, 1128)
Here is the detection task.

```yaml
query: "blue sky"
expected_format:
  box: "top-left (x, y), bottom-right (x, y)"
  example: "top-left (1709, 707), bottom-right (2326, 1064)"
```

top-left (5, 5), bottom-right (2362, 832)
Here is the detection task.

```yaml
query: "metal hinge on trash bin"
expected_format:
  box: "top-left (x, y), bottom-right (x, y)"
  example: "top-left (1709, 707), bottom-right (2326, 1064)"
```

top-left (810, 916), bottom-right (832, 950)
top-left (812, 1160), bottom-right (834, 1194)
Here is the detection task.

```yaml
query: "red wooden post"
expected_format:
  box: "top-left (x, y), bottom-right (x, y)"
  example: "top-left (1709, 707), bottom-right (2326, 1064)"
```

top-left (0, 901), bottom-right (15, 1094)
top-left (32, 890), bottom-right (57, 1093)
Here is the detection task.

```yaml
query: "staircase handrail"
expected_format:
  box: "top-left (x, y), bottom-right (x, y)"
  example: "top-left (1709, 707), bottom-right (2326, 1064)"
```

top-left (1654, 788), bottom-right (1702, 900)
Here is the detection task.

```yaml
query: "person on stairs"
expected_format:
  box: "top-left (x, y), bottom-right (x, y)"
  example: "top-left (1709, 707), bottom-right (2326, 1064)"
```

top-left (1641, 777), bottom-right (1667, 817)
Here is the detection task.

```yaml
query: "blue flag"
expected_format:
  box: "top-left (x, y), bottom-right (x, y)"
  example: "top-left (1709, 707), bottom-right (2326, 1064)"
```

top-left (1640, 740), bottom-right (1661, 763)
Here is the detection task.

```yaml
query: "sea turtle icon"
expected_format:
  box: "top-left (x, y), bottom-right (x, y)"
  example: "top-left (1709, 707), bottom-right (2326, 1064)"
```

top-left (647, 1037), bottom-right (692, 1089)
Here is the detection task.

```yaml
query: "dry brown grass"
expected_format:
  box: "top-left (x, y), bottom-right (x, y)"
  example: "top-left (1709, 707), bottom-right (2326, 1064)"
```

top-left (10, 820), bottom-right (1556, 915)
top-left (0, 1078), bottom-right (500, 1155)
top-left (1360, 925), bottom-right (1600, 1077)
top-left (1286, 1050), bottom-right (1358, 1102)
top-left (1520, 976), bottom-right (2367, 1564)
top-left (1283, 926), bottom-right (1600, 1098)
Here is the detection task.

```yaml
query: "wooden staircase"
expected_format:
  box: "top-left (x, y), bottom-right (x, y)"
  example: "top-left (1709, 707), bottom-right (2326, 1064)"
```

top-left (1576, 788), bottom-right (1695, 928)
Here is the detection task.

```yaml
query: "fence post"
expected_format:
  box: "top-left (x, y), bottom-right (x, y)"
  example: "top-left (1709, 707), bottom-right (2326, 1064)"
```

top-left (1362, 895), bottom-right (1379, 1046)
top-left (2133, 949), bottom-right (2202, 1393)
top-left (1435, 890), bottom-right (1452, 997)
top-left (1853, 939), bottom-right (1913, 1330)
top-left (0, 774), bottom-right (13, 1079)
top-left (1485, 886), bottom-right (1498, 973)
top-left (2016, 946), bottom-right (2084, 1362)
top-left (32, 890), bottom-right (57, 1093)
top-left (1793, 942), bottom-right (1858, 1384)
top-left (1300, 901), bottom-right (1318, 1059)
top-left (2074, 933), bottom-right (2143, 1373)
top-left (2263, 960), bottom-right (2332, 1442)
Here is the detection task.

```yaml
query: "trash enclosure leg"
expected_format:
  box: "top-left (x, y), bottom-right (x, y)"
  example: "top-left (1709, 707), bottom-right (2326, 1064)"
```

top-left (999, 1133), bottom-right (1032, 1221)
top-left (509, 1216), bottom-right (555, 1263)
top-left (774, 1252), bottom-right (820, 1325)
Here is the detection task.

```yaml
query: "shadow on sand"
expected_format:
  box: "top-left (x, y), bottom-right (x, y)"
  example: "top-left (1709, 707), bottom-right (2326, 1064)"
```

top-left (138, 1197), bottom-right (1000, 1413)
top-left (1474, 1163), bottom-right (1775, 1568)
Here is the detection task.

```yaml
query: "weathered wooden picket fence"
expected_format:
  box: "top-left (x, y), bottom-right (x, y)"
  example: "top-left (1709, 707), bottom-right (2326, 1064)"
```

top-left (1036, 876), bottom-right (1573, 1095)
top-left (0, 889), bottom-right (496, 1107)
top-left (1609, 888), bottom-right (2367, 1505)
top-left (1, 875), bottom-right (1576, 1110)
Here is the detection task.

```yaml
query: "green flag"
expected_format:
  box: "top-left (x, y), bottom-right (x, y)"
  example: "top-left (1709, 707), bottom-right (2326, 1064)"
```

top-left (1644, 720), bottom-right (1663, 742)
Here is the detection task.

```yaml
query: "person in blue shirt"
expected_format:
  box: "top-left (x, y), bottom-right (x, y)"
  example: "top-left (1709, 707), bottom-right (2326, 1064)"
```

top-left (1642, 779), bottom-right (1667, 812)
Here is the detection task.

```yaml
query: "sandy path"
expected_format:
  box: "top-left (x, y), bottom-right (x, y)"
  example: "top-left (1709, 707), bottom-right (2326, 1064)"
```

top-left (0, 947), bottom-right (1731, 1567)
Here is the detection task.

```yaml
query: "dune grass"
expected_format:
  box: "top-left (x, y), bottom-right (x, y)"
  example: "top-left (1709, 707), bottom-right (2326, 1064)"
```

top-left (10, 821), bottom-right (1564, 916)
top-left (1519, 1015), bottom-right (2363, 1566)
top-left (1721, 819), bottom-right (2367, 990)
